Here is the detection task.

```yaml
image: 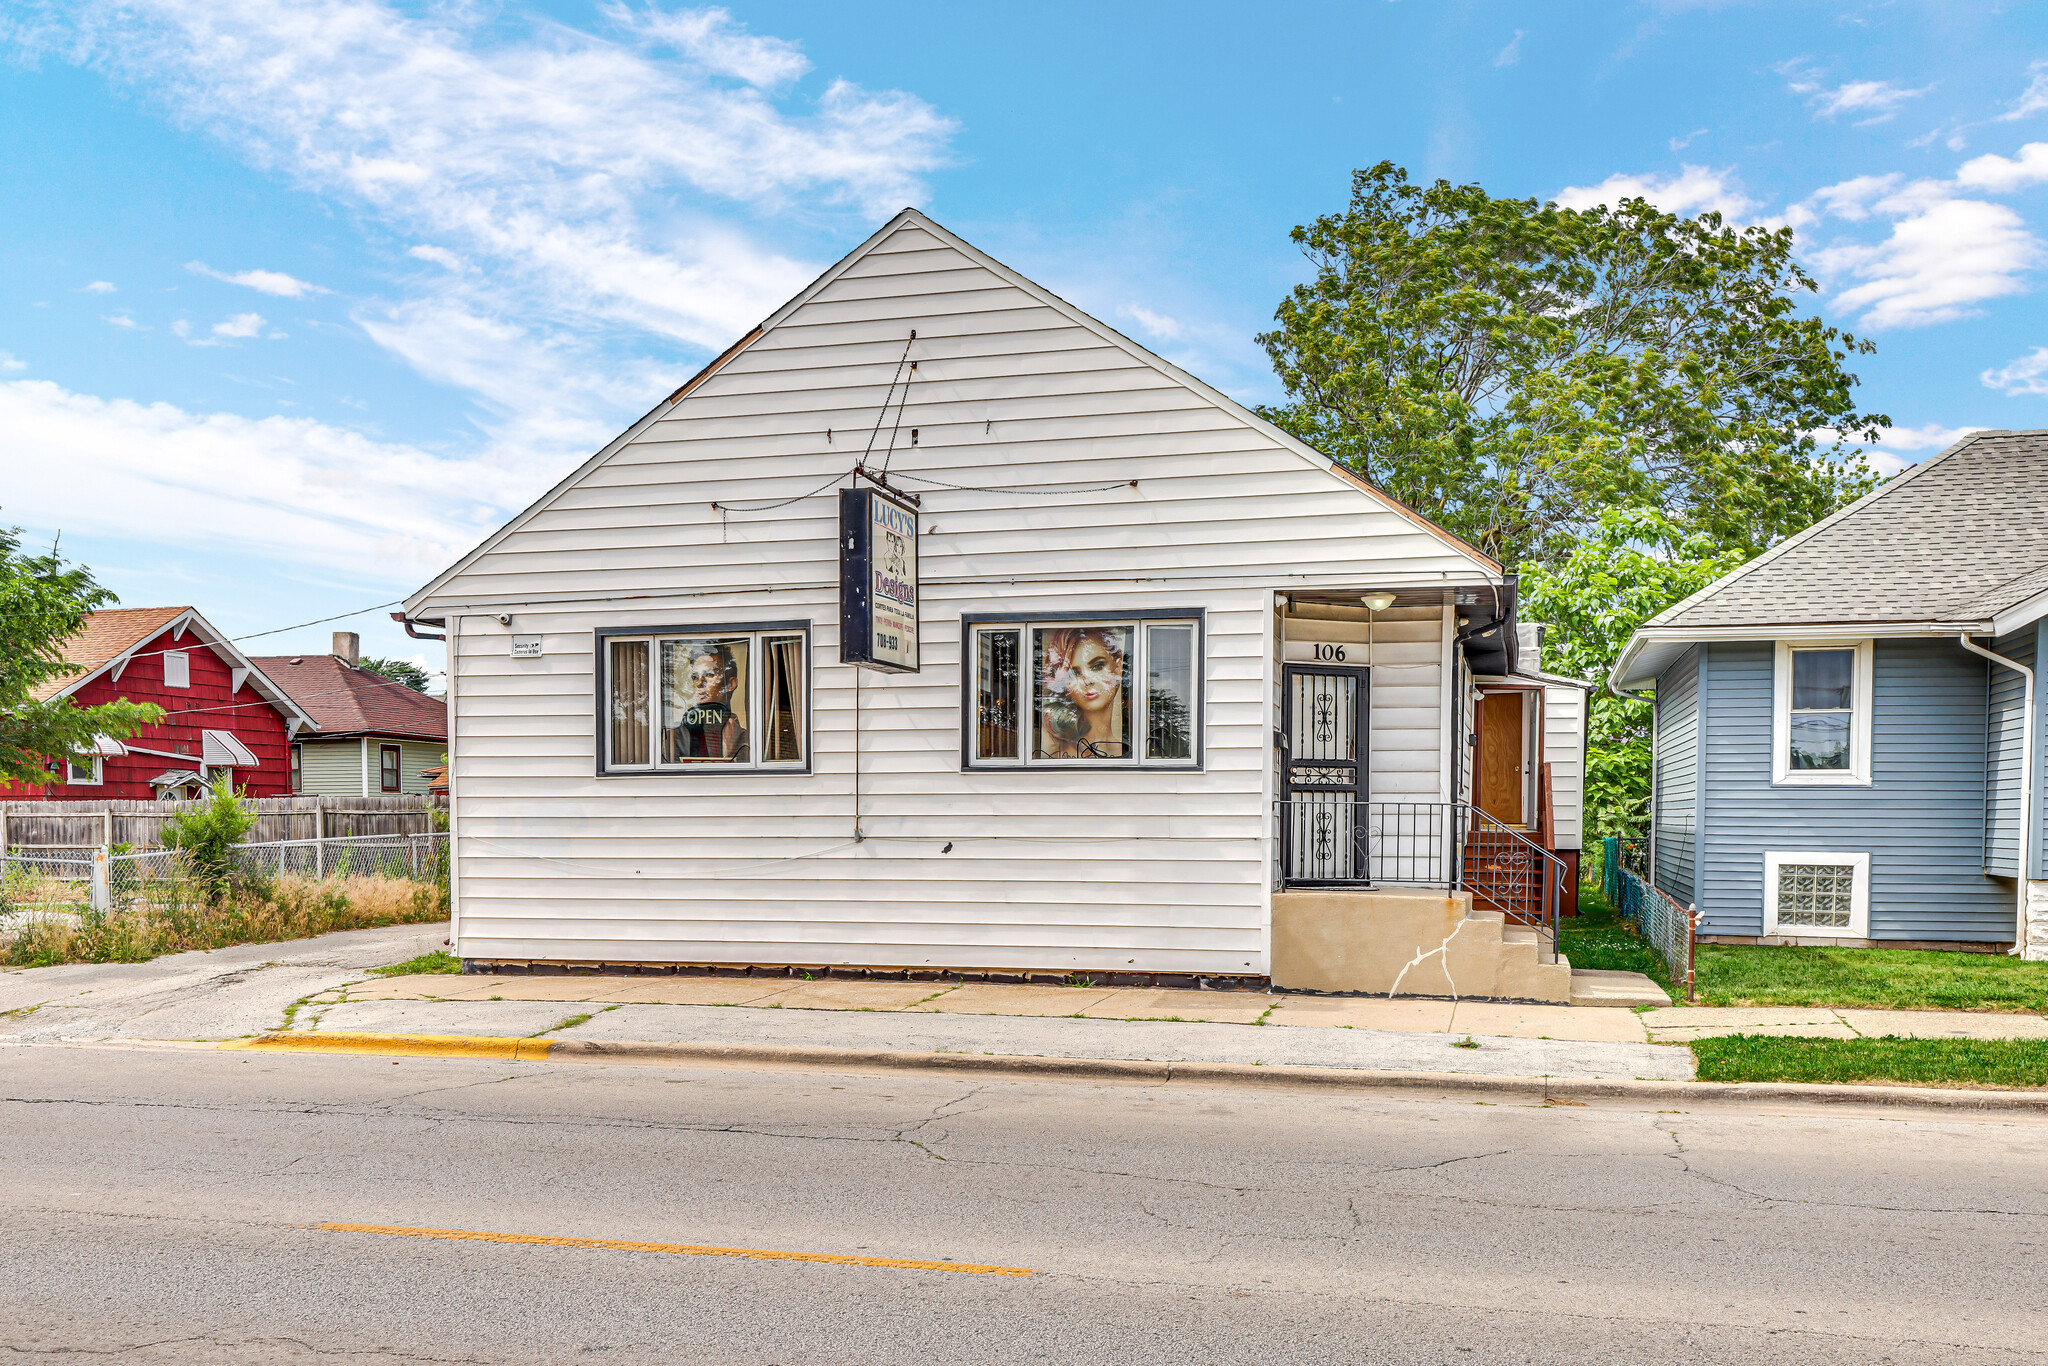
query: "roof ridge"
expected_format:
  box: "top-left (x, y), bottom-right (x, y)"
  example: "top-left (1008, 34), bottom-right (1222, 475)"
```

top-left (1643, 429), bottom-right (1999, 629)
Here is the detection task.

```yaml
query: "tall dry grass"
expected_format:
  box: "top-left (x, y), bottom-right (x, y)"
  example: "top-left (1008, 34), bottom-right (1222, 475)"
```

top-left (2, 872), bottom-right (447, 967)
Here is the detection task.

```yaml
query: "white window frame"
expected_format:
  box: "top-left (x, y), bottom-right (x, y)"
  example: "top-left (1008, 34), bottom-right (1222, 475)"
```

top-left (163, 650), bottom-right (191, 689)
top-left (1771, 639), bottom-right (1873, 786)
top-left (66, 753), bottom-right (103, 785)
top-left (962, 613), bottom-right (1204, 771)
top-left (597, 623), bottom-right (810, 776)
top-left (1763, 849), bottom-right (1871, 939)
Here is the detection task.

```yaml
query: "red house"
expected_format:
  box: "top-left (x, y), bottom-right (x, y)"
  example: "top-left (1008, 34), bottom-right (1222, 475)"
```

top-left (5, 606), bottom-right (314, 802)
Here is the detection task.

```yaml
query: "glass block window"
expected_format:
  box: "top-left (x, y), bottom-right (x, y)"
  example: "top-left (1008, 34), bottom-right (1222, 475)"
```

top-left (1776, 861), bottom-right (1855, 929)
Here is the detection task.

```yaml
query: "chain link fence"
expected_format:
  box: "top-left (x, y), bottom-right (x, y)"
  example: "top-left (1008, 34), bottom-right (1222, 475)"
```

top-left (1602, 835), bottom-right (1698, 1002)
top-left (1, 834), bottom-right (449, 925)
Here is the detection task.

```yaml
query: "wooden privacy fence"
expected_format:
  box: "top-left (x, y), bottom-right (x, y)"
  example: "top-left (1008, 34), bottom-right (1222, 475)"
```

top-left (0, 795), bottom-right (446, 852)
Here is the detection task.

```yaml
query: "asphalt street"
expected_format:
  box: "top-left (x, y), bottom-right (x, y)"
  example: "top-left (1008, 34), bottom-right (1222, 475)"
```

top-left (3, 1044), bottom-right (2046, 1363)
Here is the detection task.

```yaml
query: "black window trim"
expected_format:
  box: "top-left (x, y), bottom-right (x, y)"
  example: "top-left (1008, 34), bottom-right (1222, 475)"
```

top-left (594, 620), bottom-right (813, 777)
top-left (958, 608), bottom-right (1206, 773)
top-left (379, 742), bottom-right (403, 793)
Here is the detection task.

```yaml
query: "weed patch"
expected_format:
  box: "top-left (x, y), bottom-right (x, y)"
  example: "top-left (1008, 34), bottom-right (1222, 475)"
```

top-left (372, 950), bottom-right (461, 977)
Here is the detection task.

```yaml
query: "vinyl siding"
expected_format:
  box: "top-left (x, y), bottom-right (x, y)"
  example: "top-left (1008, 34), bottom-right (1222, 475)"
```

top-left (1985, 625), bottom-right (2034, 876)
top-left (1653, 648), bottom-right (1698, 905)
top-left (298, 740), bottom-right (366, 796)
top-left (1278, 602), bottom-right (1449, 802)
top-left (417, 219), bottom-right (1494, 973)
top-left (1699, 640), bottom-right (2015, 941)
top-left (1542, 682), bottom-right (1585, 850)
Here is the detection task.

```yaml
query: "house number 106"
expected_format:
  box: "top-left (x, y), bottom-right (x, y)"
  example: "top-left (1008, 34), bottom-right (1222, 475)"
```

top-left (1313, 643), bottom-right (1347, 661)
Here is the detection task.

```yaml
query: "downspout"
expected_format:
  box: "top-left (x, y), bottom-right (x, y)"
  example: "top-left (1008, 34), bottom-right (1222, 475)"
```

top-left (1958, 633), bottom-right (2035, 957)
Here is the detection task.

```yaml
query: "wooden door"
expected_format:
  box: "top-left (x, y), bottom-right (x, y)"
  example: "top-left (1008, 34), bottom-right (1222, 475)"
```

top-left (1475, 691), bottom-right (1525, 824)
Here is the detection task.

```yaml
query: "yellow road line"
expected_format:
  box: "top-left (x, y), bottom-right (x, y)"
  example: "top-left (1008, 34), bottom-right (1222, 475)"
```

top-left (316, 1223), bottom-right (1035, 1277)
top-left (227, 1033), bottom-right (555, 1061)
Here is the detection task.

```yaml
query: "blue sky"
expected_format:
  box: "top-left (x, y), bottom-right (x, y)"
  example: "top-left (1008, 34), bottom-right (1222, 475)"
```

top-left (4, 0), bottom-right (2047, 677)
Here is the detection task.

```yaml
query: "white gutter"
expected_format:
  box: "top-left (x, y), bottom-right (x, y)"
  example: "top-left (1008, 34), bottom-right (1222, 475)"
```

top-left (1958, 634), bottom-right (2035, 958)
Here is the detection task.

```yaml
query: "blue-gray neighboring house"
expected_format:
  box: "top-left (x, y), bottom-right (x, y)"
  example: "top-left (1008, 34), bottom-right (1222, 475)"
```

top-left (1609, 429), bottom-right (2048, 957)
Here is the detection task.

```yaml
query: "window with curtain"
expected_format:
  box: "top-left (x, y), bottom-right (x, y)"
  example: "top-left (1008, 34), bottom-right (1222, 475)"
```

top-left (601, 626), bottom-right (808, 773)
top-left (967, 616), bottom-right (1201, 768)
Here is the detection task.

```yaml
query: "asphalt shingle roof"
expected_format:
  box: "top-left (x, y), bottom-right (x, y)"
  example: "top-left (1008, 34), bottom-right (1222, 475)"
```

top-left (1652, 430), bottom-right (2048, 630)
top-left (31, 606), bottom-right (191, 701)
top-left (247, 654), bottom-right (447, 741)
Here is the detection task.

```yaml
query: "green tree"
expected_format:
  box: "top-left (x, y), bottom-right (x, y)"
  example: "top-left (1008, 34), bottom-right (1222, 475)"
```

top-left (1260, 162), bottom-right (1886, 566)
top-left (360, 657), bottom-right (432, 692)
top-left (1520, 509), bottom-right (1748, 835)
top-left (0, 523), bottom-right (163, 787)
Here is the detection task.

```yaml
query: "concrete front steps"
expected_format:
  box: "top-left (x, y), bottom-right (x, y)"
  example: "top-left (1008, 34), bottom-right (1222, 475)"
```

top-left (1272, 888), bottom-right (1573, 1003)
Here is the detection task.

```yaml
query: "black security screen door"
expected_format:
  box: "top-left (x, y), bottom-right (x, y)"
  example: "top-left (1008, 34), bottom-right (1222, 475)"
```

top-left (1281, 663), bottom-right (1370, 884)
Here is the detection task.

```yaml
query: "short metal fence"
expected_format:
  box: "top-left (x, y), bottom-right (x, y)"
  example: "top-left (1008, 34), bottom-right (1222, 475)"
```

top-left (1603, 834), bottom-right (1698, 1001)
top-left (0, 833), bottom-right (449, 920)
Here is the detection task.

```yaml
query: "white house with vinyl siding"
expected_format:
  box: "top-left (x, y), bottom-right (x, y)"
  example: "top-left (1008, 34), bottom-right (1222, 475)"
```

top-left (402, 209), bottom-right (1588, 993)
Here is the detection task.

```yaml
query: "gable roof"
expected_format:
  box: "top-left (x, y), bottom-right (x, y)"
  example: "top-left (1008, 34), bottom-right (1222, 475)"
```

top-left (30, 606), bottom-right (188, 701)
top-left (32, 606), bottom-right (317, 731)
top-left (404, 208), bottom-right (1500, 614)
top-left (247, 653), bottom-right (448, 741)
top-left (1611, 429), bottom-right (2048, 687)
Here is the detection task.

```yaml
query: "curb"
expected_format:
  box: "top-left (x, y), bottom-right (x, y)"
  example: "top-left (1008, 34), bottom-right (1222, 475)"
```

top-left (228, 1032), bottom-right (2048, 1114)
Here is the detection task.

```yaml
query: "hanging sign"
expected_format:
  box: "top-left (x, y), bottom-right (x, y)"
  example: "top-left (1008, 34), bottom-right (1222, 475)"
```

top-left (839, 485), bottom-right (920, 673)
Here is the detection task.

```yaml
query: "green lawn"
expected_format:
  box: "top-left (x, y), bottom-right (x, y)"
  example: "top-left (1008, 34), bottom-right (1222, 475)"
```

top-left (1559, 883), bottom-right (1677, 995)
top-left (1691, 942), bottom-right (2048, 1012)
top-left (1565, 877), bottom-right (2048, 1013)
top-left (1691, 1034), bottom-right (2048, 1088)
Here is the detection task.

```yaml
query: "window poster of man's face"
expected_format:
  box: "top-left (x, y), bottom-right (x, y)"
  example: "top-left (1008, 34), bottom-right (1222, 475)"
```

top-left (1034, 625), bottom-right (1131, 759)
top-left (662, 637), bottom-right (750, 762)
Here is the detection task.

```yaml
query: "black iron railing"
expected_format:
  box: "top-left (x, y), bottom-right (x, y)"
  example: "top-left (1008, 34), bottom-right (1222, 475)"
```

top-left (1275, 799), bottom-right (1567, 959)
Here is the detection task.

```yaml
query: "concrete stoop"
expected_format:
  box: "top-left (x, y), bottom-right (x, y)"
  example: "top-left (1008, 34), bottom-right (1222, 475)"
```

top-left (1271, 888), bottom-right (1572, 1003)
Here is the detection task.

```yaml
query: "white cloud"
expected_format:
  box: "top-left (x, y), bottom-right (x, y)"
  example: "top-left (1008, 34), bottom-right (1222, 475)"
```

top-left (1797, 169), bottom-right (2045, 329)
top-left (1554, 164), bottom-right (1760, 221)
top-left (211, 311), bottom-right (264, 339)
top-left (1995, 59), bottom-right (2048, 123)
top-left (1983, 347), bottom-right (2048, 396)
top-left (83, 280), bottom-right (116, 294)
top-left (1955, 142), bottom-right (2048, 193)
top-left (1117, 304), bottom-right (1182, 341)
top-left (1669, 128), bottom-right (1708, 152)
top-left (1778, 60), bottom-right (1931, 125)
top-left (407, 244), bottom-right (464, 272)
top-left (1815, 422), bottom-right (1990, 477)
top-left (30, 1), bottom-right (956, 355)
top-left (1812, 193), bottom-right (2039, 328)
top-left (0, 377), bottom-right (524, 579)
top-left (1492, 30), bottom-right (1524, 68)
top-left (603, 3), bottom-right (809, 89)
top-left (104, 313), bottom-right (142, 329)
top-left (0, 352), bottom-right (25, 372)
top-left (186, 261), bottom-right (327, 297)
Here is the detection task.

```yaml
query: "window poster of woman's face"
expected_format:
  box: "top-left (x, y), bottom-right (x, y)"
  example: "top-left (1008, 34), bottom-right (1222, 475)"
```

top-left (1034, 626), bottom-right (1131, 759)
top-left (662, 638), bottom-right (749, 762)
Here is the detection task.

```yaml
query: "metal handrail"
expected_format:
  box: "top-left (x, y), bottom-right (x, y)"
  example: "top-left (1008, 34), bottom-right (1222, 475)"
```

top-left (1273, 798), bottom-right (1567, 960)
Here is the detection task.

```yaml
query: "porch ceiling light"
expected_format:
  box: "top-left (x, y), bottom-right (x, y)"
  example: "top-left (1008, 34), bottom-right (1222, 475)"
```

top-left (1359, 592), bottom-right (1397, 612)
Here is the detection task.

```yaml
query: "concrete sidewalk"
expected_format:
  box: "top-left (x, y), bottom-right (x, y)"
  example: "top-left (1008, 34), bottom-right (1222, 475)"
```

top-left (326, 970), bottom-right (2048, 1044)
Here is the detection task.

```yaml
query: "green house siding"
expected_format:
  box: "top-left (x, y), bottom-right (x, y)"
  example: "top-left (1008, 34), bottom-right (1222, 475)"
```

top-left (295, 737), bottom-right (444, 795)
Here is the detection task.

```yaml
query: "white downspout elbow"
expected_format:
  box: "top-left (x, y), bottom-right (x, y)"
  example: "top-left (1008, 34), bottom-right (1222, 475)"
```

top-left (1959, 634), bottom-right (2035, 958)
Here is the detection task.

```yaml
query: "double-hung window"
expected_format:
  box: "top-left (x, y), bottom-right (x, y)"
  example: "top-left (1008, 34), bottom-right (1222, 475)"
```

top-left (600, 623), bottom-right (808, 774)
top-left (1772, 640), bottom-right (1872, 785)
top-left (965, 613), bottom-right (1201, 768)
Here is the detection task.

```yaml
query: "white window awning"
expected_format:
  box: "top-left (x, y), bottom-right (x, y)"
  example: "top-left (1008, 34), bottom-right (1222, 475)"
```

top-left (91, 735), bottom-right (128, 757)
top-left (201, 730), bottom-right (260, 767)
